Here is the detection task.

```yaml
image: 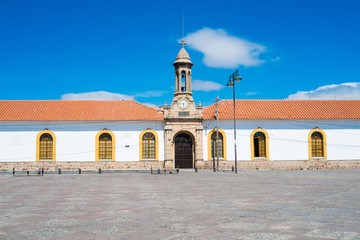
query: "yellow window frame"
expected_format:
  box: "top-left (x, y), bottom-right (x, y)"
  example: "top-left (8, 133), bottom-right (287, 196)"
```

top-left (139, 129), bottom-right (159, 161)
top-left (36, 129), bottom-right (56, 162)
top-left (308, 128), bottom-right (327, 160)
top-left (250, 128), bottom-right (269, 161)
top-left (95, 129), bottom-right (116, 162)
top-left (207, 128), bottom-right (227, 161)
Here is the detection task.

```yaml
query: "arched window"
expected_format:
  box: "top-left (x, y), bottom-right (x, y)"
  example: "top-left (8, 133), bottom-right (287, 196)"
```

top-left (99, 133), bottom-right (112, 160)
top-left (95, 130), bottom-right (115, 161)
top-left (211, 132), bottom-right (223, 159)
top-left (40, 133), bottom-right (53, 160)
top-left (311, 132), bottom-right (323, 157)
top-left (207, 129), bottom-right (227, 160)
top-left (36, 130), bottom-right (56, 162)
top-left (139, 129), bottom-right (159, 161)
top-left (254, 132), bottom-right (266, 158)
top-left (308, 128), bottom-right (327, 159)
top-left (250, 128), bottom-right (269, 160)
top-left (181, 71), bottom-right (186, 92)
top-left (142, 133), bottom-right (155, 159)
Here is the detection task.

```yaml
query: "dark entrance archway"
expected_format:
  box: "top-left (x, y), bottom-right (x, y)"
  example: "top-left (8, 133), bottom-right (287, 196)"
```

top-left (174, 133), bottom-right (193, 168)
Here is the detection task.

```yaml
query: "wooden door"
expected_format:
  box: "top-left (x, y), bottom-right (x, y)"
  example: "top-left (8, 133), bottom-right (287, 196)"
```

top-left (174, 133), bottom-right (193, 168)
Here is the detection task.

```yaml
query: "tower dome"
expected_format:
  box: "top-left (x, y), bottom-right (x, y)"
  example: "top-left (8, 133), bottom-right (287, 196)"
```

top-left (175, 48), bottom-right (191, 61)
top-left (173, 41), bottom-right (193, 65)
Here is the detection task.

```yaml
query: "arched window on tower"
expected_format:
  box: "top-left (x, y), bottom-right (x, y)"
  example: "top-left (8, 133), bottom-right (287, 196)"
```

top-left (311, 132), bottom-right (324, 158)
top-left (142, 132), bottom-right (156, 159)
top-left (254, 132), bottom-right (266, 158)
top-left (99, 133), bottom-right (112, 160)
top-left (39, 133), bottom-right (53, 160)
top-left (181, 71), bottom-right (186, 92)
top-left (211, 132), bottom-right (224, 159)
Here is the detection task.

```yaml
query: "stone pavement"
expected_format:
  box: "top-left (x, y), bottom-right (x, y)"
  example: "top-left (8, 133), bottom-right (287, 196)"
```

top-left (0, 169), bottom-right (359, 240)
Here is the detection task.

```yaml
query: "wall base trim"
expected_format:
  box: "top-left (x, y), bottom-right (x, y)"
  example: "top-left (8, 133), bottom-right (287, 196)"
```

top-left (204, 159), bottom-right (360, 170)
top-left (1, 159), bottom-right (359, 171)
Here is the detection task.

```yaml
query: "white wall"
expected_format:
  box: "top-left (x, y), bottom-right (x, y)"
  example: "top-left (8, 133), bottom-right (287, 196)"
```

top-left (1, 119), bottom-right (360, 163)
top-left (203, 119), bottom-right (360, 161)
top-left (0, 121), bottom-right (164, 162)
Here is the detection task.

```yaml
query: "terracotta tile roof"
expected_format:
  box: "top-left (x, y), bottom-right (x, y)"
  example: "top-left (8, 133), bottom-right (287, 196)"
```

top-left (0, 100), bottom-right (164, 121)
top-left (203, 100), bottom-right (360, 120)
top-left (1, 99), bottom-right (359, 122)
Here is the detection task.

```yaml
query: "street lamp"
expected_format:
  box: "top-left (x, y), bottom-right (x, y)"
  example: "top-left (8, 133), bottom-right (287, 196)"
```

top-left (226, 69), bottom-right (242, 173)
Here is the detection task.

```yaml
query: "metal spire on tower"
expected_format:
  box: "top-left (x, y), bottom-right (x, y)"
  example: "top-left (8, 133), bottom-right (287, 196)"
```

top-left (179, 12), bottom-right (187, 48)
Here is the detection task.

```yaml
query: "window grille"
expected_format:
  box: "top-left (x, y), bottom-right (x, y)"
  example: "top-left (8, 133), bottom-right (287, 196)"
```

top-left (211, 132), bottom-right (223, 158)
top-left (254, 132), bottom-right (266, 158)
top-left (142, 133), bottom-right (155, 159)
top-left (311, 132), bottom-right (324, 157)
top-left (99, 133), bottom-right (112, 159)
top-left (39, 133), bottom-right (53, 159)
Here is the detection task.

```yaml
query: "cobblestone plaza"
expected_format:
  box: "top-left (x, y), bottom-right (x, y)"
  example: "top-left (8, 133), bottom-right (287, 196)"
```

top-left (1, 169), bottom-right (359, 239)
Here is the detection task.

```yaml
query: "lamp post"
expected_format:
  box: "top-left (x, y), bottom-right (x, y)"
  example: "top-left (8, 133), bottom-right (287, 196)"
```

top-left (226, 69), bottom-right (242, 173)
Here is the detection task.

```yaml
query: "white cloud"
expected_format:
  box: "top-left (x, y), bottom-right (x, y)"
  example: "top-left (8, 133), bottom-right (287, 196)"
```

top-left (287, 82), bottom-right (360, 99)
top-left (185, 28), bottom-right (266, 68)
top-left (245, 92), bottom-right (257, 96)
top-left (142, 103), bottom-right (158, 108)
top-left (60, 91), bottom-right (162, 107)
top-left (134, 91), bottom-right (167, 98)
top-left (61, 91), bottom-right (134, 100)
top-left (192, 80), bottom-right (224, 92)
top-left (271, 56), bottom-right (281, 62)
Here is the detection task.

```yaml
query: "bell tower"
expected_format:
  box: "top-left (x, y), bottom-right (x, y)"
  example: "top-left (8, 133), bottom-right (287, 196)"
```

top-left (164, 40), bottom-right (202, 119)
top-left (163, 40), bottom-right (204, 169)
top-left (174, 40), bottom-right (193, 95)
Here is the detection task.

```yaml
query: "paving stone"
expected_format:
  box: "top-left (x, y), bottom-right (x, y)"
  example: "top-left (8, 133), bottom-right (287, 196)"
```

top-left (0, 169), bottom-right (359, 239)
top-left (238, 232), bottom-right (295, 240)
top-left (305, 229), bottom-right (359, 239)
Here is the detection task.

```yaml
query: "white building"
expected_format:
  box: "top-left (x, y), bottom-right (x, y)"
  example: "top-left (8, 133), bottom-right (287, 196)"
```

top-left (1, 44), bottom-right (360, 170)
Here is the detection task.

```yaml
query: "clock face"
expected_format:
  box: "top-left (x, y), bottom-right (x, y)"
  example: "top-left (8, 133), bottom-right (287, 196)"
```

top-left (178, 99), bottom-right (189, 109)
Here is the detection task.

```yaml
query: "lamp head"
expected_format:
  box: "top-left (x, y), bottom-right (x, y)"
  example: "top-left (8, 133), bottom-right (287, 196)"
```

top-left (233, 72), bottom-right (242, 82)
top-left (226, 79), bottom-right (234, 88)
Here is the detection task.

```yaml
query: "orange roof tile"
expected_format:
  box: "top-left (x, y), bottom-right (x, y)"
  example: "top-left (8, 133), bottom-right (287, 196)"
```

top-left (0, 100), bottom-right (164, 121)
top-left (1, 99), bottom-right (359, 122)
top-left (203, 100), bottom-right (360, 120)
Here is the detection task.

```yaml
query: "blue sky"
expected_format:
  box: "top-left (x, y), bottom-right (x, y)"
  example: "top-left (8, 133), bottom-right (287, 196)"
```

top-left (1, 0), bottom-right (359, 107)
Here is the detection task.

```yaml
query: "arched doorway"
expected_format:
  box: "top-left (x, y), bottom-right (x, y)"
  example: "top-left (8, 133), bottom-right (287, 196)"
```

top-left (174, 133), bottom-right (193, 168)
